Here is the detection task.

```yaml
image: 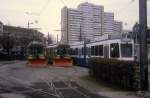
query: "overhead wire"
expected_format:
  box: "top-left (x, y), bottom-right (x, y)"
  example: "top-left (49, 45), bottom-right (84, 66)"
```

top-left (60, 0), bottom-right (66, 6)
top-left (116, 0), bottom-right (135, 16)
top-left (39, 0), bottom-right (51, 16)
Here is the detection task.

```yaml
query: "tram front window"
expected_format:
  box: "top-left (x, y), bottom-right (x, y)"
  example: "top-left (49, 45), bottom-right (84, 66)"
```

top-left (121, 44), bottom-right (132, 57)
top-left (110, 43), bottom-right (119, 58)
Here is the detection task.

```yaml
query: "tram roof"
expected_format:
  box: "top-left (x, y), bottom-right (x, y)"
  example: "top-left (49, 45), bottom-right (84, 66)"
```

top-left (27, 41), bottom-right (43, 47)
top-left (70, 34), bottom-right (133, 46)
top-left (46, 44), bottom-right (58, 48)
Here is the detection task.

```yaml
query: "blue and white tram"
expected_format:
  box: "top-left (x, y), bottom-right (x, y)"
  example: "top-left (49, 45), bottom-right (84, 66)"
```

top-left (70, 37), bottom-right (134, 67)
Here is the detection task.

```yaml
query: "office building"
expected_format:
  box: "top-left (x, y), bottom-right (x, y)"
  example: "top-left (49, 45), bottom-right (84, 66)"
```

top-left (114, 21), bottom-right (123, 34)
top-left (0, 21), bottom-right (3, 36)
top-left (61, 7), bottom-right (83, 44)
top-left (103, 12), bottom-right (114, 34)
top-left (78, 2), bottom-right (104, 39)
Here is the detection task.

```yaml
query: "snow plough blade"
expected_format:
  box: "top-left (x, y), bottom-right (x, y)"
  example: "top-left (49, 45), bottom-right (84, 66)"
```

top-left (53, 58), bottom-right (73, 67)
top-left (27, 59), bottom-right (47, 67)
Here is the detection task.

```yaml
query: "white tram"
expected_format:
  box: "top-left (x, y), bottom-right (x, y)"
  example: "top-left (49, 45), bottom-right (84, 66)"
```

top-left (70, 34), bottom-right (134, 61)
top-left (46, 34), bottom-right (135, 67)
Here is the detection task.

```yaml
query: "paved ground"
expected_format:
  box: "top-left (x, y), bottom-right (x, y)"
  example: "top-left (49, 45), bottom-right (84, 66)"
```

top-left (0, 61), bottom-right (147, 98)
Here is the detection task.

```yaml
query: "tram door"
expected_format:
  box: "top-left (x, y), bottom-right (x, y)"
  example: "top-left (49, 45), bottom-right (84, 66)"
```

top-left (104, 45), bottom-right (109, 58)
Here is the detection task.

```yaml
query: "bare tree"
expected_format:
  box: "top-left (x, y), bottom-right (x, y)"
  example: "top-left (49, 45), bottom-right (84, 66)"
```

top-left (2, 33), bottom-right (14, 55)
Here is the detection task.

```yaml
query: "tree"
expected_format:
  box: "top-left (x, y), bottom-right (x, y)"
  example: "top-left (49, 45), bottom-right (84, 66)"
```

top-left (2, 33), bottom-right (14, 54)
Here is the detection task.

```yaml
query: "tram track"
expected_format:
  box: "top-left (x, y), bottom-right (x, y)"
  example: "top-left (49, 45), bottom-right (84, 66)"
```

top-left (0, 61), bottom-right (106, 98)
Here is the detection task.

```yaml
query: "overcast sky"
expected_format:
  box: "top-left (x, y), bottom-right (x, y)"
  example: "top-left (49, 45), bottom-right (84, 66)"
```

top-left (0, 0), bottom-right (149, 40)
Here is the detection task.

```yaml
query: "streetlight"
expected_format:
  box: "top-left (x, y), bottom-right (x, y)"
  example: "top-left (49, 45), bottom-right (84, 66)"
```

top-left (27, 20), bottom-right (38, 29)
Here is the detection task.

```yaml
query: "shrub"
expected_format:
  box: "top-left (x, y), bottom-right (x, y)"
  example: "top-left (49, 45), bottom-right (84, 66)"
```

top-left (88, 58), bottom-right (138, 90)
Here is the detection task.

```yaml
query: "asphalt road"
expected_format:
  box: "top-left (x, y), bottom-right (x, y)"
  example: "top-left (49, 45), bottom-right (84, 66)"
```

top-left (0, 61), bottom-right (144, 98)
top-left (0, 61), bottom-right (105, 98)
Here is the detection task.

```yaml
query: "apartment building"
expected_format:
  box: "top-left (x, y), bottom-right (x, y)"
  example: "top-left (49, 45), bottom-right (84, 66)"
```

top-left (103, 12), bottom-right (114, 34)
top-left (114, 21), bottom-right (123, 34)
top-left (61, 2), bottom-right (123, 44)
top-left (61, 7), bottom-right (83, 44)
top-left (0, 21), bottom-right (3, 36)
top-left (78, 2), bottom-right (104, 39)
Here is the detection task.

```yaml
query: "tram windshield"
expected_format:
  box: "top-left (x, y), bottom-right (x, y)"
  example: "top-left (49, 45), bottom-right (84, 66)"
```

top-left (121, 44), bottom-right (132, 57)
top-left (28, 44), bottom-right (44, 55)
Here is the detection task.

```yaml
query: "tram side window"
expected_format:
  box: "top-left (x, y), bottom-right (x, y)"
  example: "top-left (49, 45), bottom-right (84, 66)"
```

top-left (95, 46), bottom-right (98, 56)
top-left (82, 47), bottom-right (84, 55)
top-left (75, 48), bottom-right (78, 55)
top-left (72, 49), bottom-right (74, 55)
top-left (110, 43), bottom-right (119, 58)
top-left (79, 48), bottom-right (82, 56)
top-left (98, 45), bottom-right (103, 56)
top-left (88, 47), bottom-right (91, 56)
top-left (91, 46), bottom-right (94, 56)
top-left (70, 48), bottom-right (74, 55)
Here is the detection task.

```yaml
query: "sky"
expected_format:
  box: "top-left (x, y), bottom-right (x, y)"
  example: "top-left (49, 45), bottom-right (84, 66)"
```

top-left (0, 0), bottom-right (149, 41)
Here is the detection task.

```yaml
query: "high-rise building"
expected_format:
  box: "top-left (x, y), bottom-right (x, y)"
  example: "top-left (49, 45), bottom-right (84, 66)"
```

top-left (0, 21), bottom-right (3, 49)
top-left (61, 7), bottom-right (83, 44)
top-left (114, 21), bottom-right (123, 34)
top-left (103, 12), bottom-right (114, 34)
top-left (78, 2), bottom-right (104, 39)
top-left (61, 2), bottom-right (123, 44)
top-left (68, 9), bottom-right (83, 44)
top-left (61, 7), bottom-right (68, 44)
top-left (0, 21), bottom-right (3, 36)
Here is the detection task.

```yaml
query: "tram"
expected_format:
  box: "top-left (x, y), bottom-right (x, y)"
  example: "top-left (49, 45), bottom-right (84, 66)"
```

top-left (46, 44), bottom-right (73, 67)
top-left (70, 34), bottom-right (134, 67)
top-left (27, 41), bottom-right (47, 67)
top-left (46, 34), bottom-right (134, 67)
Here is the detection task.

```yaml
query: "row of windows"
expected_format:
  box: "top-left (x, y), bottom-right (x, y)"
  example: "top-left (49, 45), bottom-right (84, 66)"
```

top-left (70, 43), bottom-right (121, 58)
top-left (71, 45), bottom-right (103, 56)
top-left (47, 43), bottom-right (132, 58)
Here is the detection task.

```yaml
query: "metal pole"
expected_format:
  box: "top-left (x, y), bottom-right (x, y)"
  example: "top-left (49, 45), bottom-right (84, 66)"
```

top-left (57, 34), bottom-right (58, 43)
top-left (83, 37), bottom-right (87, 66)
top-left (28, 22), bottom-right (29, 29)
top-left (139, 0), bottom-right (148, 91)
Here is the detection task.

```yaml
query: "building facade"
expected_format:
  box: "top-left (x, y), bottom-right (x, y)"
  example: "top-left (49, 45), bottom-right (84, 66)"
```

top-left (78, 2), bottom-right (104, 39)
top-left (0, 21), bottom-right (3, 50)
top-left (61, 2), bottom-right (123, 44)
top-left (68, 8), bottom-right (83, 43)
top-left (103, 12), bottom-right (114, 34)
top-left (114, 21), bottom-right (123, 34)
top-left (1, 25), bottom-right (46, 53)
top-left (61, 6), bottom-right (69, 44)
top-left (0, 21), bottom-right (3, 36)
top-left (61, 7), bottom-right (83, 44)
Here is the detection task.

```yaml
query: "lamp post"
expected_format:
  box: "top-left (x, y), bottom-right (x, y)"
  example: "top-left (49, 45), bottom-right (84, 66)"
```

top-left (27, 20), bottom-right (38, 29)
top-left (27, 22), bottom-right (33, 29)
